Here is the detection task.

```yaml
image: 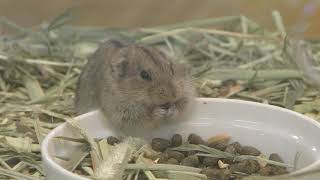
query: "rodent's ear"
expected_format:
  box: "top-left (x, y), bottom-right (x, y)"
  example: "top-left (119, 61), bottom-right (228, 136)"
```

top-left (91, 39), bottom-right (125, 60)
top-left (89, 39), bottom-right (129, 79)
top-left (100, 39), bottom-right (126, 52)
top-left (111, 57), bottom-right (129, 79)
top-left (176, 63), bottom-right (192, 76)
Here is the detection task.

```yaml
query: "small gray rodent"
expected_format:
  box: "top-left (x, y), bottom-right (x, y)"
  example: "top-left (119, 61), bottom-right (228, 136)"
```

top-left (75, 40), bottom-right (194, 136)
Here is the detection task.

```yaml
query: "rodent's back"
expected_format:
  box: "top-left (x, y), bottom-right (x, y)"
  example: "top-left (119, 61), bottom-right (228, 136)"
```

top-left (75, 40), bottom-right (124, 115)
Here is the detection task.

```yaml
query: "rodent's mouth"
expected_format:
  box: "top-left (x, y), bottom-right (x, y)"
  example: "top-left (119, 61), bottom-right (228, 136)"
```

top-left (159, 102), bottom-right (173, 110)
top-left (157, 97), bottom-right (188, 110)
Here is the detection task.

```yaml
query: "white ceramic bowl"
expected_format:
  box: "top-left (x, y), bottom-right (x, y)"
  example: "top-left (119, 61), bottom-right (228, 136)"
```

top-left (42, 98), bottom-right (320, 180)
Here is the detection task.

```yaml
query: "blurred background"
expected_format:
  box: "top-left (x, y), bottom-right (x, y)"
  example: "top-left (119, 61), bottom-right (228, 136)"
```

top-left (0, 0), bottom-right (319, 37)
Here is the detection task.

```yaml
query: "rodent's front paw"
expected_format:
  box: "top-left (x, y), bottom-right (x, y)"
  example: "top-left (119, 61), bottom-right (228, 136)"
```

top-left (151, 98), bottom-right (190, 122)
top-left (152, 104), bottom-right (178, 120)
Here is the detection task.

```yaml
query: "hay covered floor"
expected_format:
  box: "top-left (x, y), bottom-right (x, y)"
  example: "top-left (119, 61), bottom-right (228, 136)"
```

top-left (0, 10), bottom-right (320, 179)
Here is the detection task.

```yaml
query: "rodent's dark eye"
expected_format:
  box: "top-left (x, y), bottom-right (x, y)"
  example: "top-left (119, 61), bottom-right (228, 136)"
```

top-left (140, 70), bottom-right (152, 81)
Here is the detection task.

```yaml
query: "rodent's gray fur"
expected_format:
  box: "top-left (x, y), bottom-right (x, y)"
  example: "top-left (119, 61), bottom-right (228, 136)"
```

top-left (75, 40), bottom-right (194, 136)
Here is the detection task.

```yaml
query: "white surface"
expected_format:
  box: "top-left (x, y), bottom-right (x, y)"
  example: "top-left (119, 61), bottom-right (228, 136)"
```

top-left (42, 98), bottom-right (320, 180)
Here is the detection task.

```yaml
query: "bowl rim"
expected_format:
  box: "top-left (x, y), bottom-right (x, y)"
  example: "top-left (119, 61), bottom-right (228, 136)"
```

top-left (41, 97), bottom-right (320, 179)
top-left (41, 110), bottom-right (97, 180)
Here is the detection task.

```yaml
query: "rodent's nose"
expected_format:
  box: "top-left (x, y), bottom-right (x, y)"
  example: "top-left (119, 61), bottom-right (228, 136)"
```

top-left (158, 82), bottom-right (177, 100)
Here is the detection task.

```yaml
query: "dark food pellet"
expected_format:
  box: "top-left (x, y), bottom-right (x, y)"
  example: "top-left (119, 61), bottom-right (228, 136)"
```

top-left (224, 143), bottom-right (241, 164)
top-left (230, 161), bottom-right (247, 174)
top-left (219, 169), bottom-right (232, 180)
top-left (228, 175), bottom-right (240, 180)
top-left (224, 144), bottom-right (237, 155)
top-left (166, 150), bottom-right (185, 162)
top-left (198, 164), bottom-right (207, 169)
top-left (107, 136), bottom-right (120, 145)
top-left (157, 152), bottom-right (169, 163)
top-left (103, 134), bottom-right (289, 179)
top-left (181, 155), bottom-right (200, 167)
top-left (201, 168), bottom-right (231, 180)
top-left (259, 165), bottom-right (288, 176)
top-left (202, 157), bottom-right (219, 167)
top-left (208, 141), bottom-right (228, 151)
top-left (259, 166), bottom-right (274, 176)
top-left (187, 150), bottom-right (197, 156)
top-left (171, 134), bottom-right (183, 147)
top-left (136, 173), bottom-right (149, 180)
top-left (245, 160), bottom-right (260, 174)
top-left (188, 133), bottom-right (205, 145)
top-left (230, 160), bottom-right (260, 174)
top-left (229, 142), bottom-right (242, 153)
top-left (240, 146), bottom-right (261, 156)
top-left (167, 158), bottom-right (179, 165)
top-left (200, 168), bottom-right (232, 180)
top-left (181, 150), bottom-right (197, 158)
top-left (267, 153), bottom-right (288, 175)
top-left (269, 153), bottom-right (284, 163)
top-left (151, 138), bottom-right (171, 152)
top-left (201, 168), bottom-right (221, 179)
top-left (272, 166), bottom-right (288, 175)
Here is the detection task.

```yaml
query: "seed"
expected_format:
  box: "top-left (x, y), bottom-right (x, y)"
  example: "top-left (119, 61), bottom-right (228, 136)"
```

top-left (151, 138), bottom-right (171, 152)
top-left (240, 146), bottom-right (261, 156)
top-left (188, 133), bottom-right (205, 145)
top-left (181, 155), bottom-right (200, 167)
top-left (218, 160), bottom-right (229, 169)
top-left (206, 133), bottom-right (230, 146)
top-left (171, 134), bottom-right (183, 147)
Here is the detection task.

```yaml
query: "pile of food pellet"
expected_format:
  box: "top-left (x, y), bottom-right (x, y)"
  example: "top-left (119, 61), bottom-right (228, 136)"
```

top-left (105, 133), bottom-right (289, 180)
